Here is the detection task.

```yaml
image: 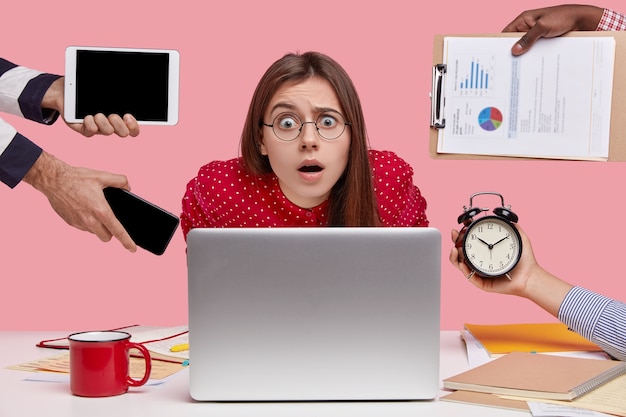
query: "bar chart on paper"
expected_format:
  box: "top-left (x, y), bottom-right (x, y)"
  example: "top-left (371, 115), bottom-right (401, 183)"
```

top-left (442, 52), bottom-right (504, 137)
top-left (454, 55), bottom-right (495, 97)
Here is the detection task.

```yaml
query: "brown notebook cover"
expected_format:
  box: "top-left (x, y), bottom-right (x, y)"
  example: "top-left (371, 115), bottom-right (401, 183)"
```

top-left (441, 390), bottom-right (530, 412)
top-left (443, 351), bottom-right (626, 401)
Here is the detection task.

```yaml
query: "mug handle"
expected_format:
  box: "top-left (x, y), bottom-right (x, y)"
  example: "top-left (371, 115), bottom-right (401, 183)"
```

top-left (126, 341), bottom-right (152, 387)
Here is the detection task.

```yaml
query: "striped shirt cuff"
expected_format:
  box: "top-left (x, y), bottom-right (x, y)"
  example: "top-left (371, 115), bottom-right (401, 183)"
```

top-left (20, 73), bottom-right (62, 124)
top-left (559, 286), bottom-right (626, 360)
top-left (559, 287), bottom-right (610, 339)
top-left (0, 131), bottom-right (42, 188)
top-left (0, 63), bottom-right (61, 124)
top-left (597, 8), bottom-right (626, 31)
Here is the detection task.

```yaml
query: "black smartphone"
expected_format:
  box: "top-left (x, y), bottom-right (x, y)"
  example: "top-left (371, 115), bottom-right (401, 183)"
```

top-left (103, 187), bottom-right (180, 255)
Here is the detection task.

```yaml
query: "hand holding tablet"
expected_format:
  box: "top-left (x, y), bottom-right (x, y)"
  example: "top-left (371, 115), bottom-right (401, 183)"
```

top-left (62, 46), bottom-right (181, 254)
top-left (64, 46), bottom-right (180, 125)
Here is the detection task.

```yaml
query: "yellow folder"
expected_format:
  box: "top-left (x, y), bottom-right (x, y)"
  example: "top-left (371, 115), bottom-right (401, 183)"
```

top-left (464, 322), bottom-right (603, 355)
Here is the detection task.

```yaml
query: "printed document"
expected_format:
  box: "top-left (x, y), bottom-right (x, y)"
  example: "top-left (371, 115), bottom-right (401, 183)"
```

top-left (436, 36), bottom-right (615, 160)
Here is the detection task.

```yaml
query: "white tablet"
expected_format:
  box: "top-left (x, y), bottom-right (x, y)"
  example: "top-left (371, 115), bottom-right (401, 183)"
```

top-left (64, 46), bottom-right (180, 125)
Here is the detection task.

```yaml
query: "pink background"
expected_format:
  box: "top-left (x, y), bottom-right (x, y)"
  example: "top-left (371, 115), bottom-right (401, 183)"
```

top-left (2, 0), bottom-right (625, 331)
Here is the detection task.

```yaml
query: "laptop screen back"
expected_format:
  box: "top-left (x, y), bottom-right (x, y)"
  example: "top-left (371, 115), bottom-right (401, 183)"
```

top-left (187, 227), bottom-right (441, 401)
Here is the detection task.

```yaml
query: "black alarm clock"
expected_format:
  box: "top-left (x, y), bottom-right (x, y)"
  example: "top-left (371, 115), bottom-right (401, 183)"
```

top-left (455, 192), bottom-right (522, 279)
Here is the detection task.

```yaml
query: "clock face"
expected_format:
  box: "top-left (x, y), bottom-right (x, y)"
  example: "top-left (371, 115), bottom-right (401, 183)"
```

top-left (462, 216), bottom-right (522, 277)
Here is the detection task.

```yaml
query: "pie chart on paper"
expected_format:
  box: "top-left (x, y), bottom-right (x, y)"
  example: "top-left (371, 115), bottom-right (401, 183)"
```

top-left (478, 107), bottom-right (503, 131)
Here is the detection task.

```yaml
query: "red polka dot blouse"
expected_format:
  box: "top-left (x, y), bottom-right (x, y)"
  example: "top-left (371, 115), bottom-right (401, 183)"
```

top-left (181, 149), bottom-right (428, 238)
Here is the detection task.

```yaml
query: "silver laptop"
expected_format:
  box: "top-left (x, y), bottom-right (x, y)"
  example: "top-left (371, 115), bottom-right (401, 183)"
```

top-left (187, 227), bottom-right (441, 401)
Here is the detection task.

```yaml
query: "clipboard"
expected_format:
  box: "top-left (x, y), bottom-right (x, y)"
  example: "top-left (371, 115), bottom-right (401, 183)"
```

top-left (430, 32), bottom-right (626, 161)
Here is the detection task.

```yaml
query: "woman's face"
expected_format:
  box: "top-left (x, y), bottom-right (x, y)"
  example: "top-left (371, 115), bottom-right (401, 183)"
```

top-left (260, 77), bottom-right (351, 208)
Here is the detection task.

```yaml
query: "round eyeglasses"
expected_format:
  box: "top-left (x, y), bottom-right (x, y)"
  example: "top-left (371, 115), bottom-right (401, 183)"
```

top-left (262, 111), bottom-right (351, 142)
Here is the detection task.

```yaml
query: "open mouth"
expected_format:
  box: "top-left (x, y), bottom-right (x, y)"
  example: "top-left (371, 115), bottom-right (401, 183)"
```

top-left (298, 165), bottom-right (323, 173)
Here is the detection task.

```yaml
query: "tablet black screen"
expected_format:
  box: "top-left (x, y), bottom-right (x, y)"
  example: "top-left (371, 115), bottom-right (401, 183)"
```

top-left (75, 50), bottom-right (170, 121)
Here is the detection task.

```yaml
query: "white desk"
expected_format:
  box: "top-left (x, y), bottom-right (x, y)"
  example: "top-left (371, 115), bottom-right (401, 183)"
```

top-left (0, 331), bottom-right (526, 417)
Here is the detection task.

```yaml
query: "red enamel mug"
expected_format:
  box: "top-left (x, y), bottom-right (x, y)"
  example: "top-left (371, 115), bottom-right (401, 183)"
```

top-left (68, 330), bottom-right (151, 397)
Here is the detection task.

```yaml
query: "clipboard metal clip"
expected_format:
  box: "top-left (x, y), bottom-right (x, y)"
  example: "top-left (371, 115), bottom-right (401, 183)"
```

top-left (430, 64), bottom-right (446, 129)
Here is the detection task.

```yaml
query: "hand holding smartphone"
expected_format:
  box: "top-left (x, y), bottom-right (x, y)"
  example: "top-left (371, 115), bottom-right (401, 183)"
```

top-left (103, 187), bottom-right (179, 255)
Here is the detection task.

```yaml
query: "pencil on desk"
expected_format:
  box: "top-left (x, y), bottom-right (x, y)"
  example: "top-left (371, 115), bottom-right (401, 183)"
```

top-left (170, 343), bottom-right (189, 352)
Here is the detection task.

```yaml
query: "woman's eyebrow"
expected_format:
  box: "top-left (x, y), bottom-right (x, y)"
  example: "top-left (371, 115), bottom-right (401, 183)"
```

top-left (269, 102), bottom-right (341, 115)
top-left (269, 102), bottom-right (297, 114)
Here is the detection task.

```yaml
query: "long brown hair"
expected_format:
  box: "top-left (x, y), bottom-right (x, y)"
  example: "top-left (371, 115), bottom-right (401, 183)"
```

top-left (240, 51), bottom-right (379, 226)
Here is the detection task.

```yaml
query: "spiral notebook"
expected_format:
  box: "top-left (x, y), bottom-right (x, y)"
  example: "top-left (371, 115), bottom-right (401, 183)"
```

top-left (443, 351), bottom-right (626, 401)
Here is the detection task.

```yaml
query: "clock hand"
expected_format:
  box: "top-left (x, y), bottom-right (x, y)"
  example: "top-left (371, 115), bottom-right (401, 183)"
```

top-left (477, 237), bottom-right (495, 250)
top-left (492, 235), bottom-right (510, 247)
top-left (477, 237), bottom-right (491, 247)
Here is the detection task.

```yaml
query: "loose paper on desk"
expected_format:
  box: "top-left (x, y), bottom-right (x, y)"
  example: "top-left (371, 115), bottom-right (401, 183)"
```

top-left (502, 373), bottom-right (626, 417)
top-left (437, 36), bottom-right (615, 160)
top-left (528, 402), bottom-right (615, 417)
top-left (6, 352), bottom-right (182, 380)
top-left (36, 325), bottom-right (189, 364)
top-left (130, 326), bottom-right (189, 363)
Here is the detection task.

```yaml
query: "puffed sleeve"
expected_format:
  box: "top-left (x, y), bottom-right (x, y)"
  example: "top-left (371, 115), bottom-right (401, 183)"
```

top-left (181, 158), bottom-right (251, 237)
top-left (369, 150), bottom-right (428, 227)
top-left (180, 162), bottom-right (219, 239)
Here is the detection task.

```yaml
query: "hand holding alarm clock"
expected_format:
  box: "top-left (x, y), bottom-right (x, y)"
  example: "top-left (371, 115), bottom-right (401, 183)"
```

top-left (454, 192), bottom-right (522, 280)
